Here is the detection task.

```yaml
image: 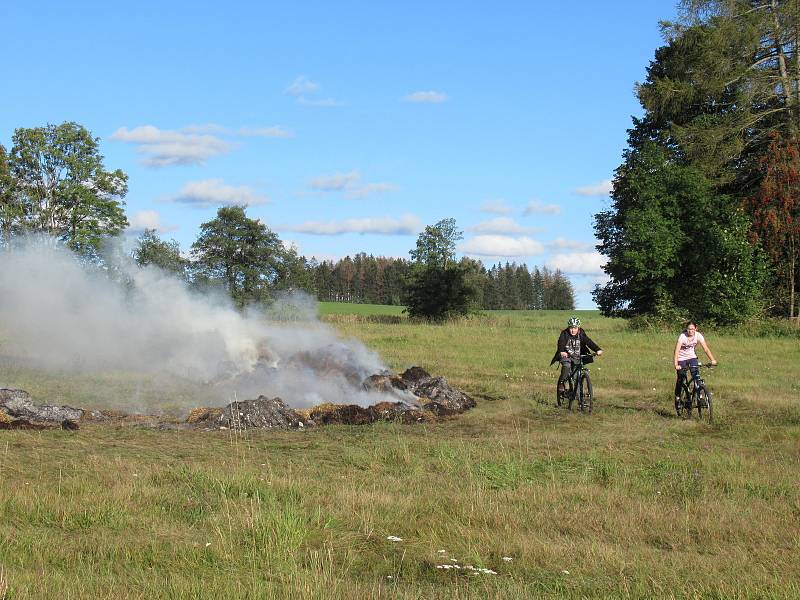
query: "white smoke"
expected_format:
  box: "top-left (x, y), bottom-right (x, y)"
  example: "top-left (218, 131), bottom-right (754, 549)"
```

top-left (0, 237), bottom-right (394, 413)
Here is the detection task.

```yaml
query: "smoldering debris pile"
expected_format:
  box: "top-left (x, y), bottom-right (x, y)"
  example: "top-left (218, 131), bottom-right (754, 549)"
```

top-left (0, 388), bottom-right (83, 430)
top-left (0, 367), bottom-right (476, 432)
top-left (171, 365), bottom-right (475, 430)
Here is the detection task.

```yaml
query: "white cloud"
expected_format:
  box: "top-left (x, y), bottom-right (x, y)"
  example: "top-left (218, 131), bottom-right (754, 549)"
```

top-left (574, 179), bottom-right (613, 197)
top-left (286, 76), bottom-right (340, 106)
top-left (308, 253), bottom-right (341, 263)
top-left (402, 91), bottom-right (448, 103)
top-left (298, 97), bottom-right (341, 107)
top-left (480, 199), bottom-right (513, 215)
top-left (310, 171), bottom-right (361, 192)
top-left (468, 217), bottom-right (540, 235)
top-left (523, 200), bottom-right (561, 215)
top-left (180, 123), bottom-right (229, 134)
top-left (459, 235), bottom-right (545, 257)
top-left (110, 125), bottom-right (234, 167)
top-left (547, 251), bottom-right (606, 274)
top-left (344, 182), bottom-right (399, 199)
top-left (285, 76), bottom-right (320, 97)
top-left (572, 274), bottom-right (610, 294)
top-left (238, 126), bottom-right (293, 138)
top-left (169, 179), bottom-right (270, 208)
top-left (309, 171), bottom-right (397, 199)
top-left (111, 124), bottom-right (291, 167)
top-left (126, 210), bottom-right (177, 234)
top-left (547, 237), bottom-right (595, 251)
top-left (283, 215), bottom-right (421, 236)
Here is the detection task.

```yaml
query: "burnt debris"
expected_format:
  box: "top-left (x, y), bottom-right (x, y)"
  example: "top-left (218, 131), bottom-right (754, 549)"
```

top-left (0, 388), bottom-right (82, 430)
top-left (0, 366), bottom-right (475, 432)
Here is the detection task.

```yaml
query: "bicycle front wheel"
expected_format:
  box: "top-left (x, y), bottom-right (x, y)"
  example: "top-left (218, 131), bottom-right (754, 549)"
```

top-left (565, 376), bottom-right (577, 411)
top-left (679, 386), bottom-right (693, 419)
top-left (697, 387), bottom-right (713, 422)
top-left (580, 373), bottom-right (593, 414)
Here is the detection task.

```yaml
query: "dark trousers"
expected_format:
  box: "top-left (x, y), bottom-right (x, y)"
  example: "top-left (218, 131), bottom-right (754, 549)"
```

top-left (674, 358), bottom-right (700, 398)
top-left (559, 360), bottom-right (578, 386)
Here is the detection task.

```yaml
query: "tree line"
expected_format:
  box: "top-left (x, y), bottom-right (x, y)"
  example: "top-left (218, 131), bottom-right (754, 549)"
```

top-left (308, 253), bottom-right (575, 310)
top-left (596, 0), bottom-right (800, 323)
top-left (0, 122), bottom-right (574, 315)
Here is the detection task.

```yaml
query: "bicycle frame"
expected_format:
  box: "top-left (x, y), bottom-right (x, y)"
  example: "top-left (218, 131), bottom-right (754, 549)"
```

top-left (559, 353), bottom-right (595, 412)
top-left (565, 361), bottom-right (587, 394)
top-left (676, 363), bottom-right (714, 420)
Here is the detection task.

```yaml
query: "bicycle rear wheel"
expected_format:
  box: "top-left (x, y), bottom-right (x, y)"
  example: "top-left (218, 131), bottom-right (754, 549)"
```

top-left (580, 373), bottom-right (593, 413)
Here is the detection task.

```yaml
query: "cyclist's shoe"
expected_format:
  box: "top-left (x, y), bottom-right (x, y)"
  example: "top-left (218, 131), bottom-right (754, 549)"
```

top-left (674, 397), bottom-right (681, 414)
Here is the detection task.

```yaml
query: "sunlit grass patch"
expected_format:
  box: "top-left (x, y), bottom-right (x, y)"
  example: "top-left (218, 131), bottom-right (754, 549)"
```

top-left (0, 310), bottom-right (799, 598)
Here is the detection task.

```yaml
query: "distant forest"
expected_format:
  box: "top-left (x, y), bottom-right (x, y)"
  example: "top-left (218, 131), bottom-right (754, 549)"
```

top-left (308, 253), bottom-right (575, 310)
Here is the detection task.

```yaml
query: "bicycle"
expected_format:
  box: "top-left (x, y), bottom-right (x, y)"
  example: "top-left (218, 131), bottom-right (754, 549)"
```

top-left (556, 353), bottom-right (597, 413)
top-left (675, 363), bottom-right (715, 421)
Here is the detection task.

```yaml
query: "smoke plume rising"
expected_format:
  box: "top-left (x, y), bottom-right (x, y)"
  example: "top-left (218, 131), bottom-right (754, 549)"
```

top-left (0, 237), bottom-right (395, 413)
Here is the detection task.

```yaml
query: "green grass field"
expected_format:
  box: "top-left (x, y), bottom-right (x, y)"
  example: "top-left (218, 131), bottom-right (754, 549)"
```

top-left (1, 307), bottom-right (799, 598)
top-left (316, 301), bottom-right (407, 317)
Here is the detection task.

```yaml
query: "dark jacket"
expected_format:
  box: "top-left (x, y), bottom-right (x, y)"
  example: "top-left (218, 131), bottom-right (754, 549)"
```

top-left (549, 327), bottom-right (601, 365)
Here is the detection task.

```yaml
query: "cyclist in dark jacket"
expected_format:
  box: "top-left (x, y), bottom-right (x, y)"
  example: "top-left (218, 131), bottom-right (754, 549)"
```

top-left (550, 316), bottom-right (603, 393)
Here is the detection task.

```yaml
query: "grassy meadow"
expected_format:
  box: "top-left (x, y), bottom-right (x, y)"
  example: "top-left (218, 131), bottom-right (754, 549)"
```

top-left (0, 307), bottom-right (799, 598)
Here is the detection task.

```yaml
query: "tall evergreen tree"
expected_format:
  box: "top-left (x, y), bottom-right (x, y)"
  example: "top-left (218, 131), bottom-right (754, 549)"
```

top-left (747, 133), bottom-right (800, 317)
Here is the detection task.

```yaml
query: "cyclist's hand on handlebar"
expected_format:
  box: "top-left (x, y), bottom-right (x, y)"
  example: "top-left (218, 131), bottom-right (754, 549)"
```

top-left (711, 360), bottom-right (717, 366)
top-left (560, 352), bottom-right (568, 359)
top-left (596, 350), bottom-right (603, 356)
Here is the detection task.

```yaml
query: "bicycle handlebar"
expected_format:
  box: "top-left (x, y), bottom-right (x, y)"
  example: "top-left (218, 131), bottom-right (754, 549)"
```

top-left (678, 363), bottom-right (717, 371)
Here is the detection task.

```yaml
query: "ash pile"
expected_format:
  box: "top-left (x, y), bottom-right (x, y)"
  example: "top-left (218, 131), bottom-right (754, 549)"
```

top-left (187, 366), bottom-right (476, 430)
top-left (0, 367), bottom-right (475, 432)
top-left (0, 388), bottom-right (82, 430)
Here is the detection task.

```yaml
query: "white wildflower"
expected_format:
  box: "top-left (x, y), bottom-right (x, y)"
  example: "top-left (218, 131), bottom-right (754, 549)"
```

top-left (386, 536), bottom-right (403, 542)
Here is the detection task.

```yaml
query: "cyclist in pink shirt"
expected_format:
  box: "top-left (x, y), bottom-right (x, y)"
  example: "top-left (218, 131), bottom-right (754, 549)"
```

top-left (673, 321), bottom-right (717, 413)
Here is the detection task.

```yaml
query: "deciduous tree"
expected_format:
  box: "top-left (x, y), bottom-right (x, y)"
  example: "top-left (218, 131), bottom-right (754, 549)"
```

top-left (190, 206), bottom-right (284, 307)
top-left (0, 145), bottom-right (21, 246)
top-left (8, 122), bottom-right (128, 254)
top-left (404, 219), bottom-right (479, 318)
top-left (594, 142), bottom-right (766, 323)
top-left (132, 229), bottom-right (188, 279)
top-left (409, 218), bottom-right (461, 268)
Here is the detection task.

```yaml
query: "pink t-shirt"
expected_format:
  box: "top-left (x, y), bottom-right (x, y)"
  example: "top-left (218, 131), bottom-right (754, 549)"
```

top-left (676, 331), bottom-right (705, 361)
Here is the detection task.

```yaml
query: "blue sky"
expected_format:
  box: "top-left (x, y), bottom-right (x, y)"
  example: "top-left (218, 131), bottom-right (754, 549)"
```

top-left (1, 1), bottom-right (677, 308)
